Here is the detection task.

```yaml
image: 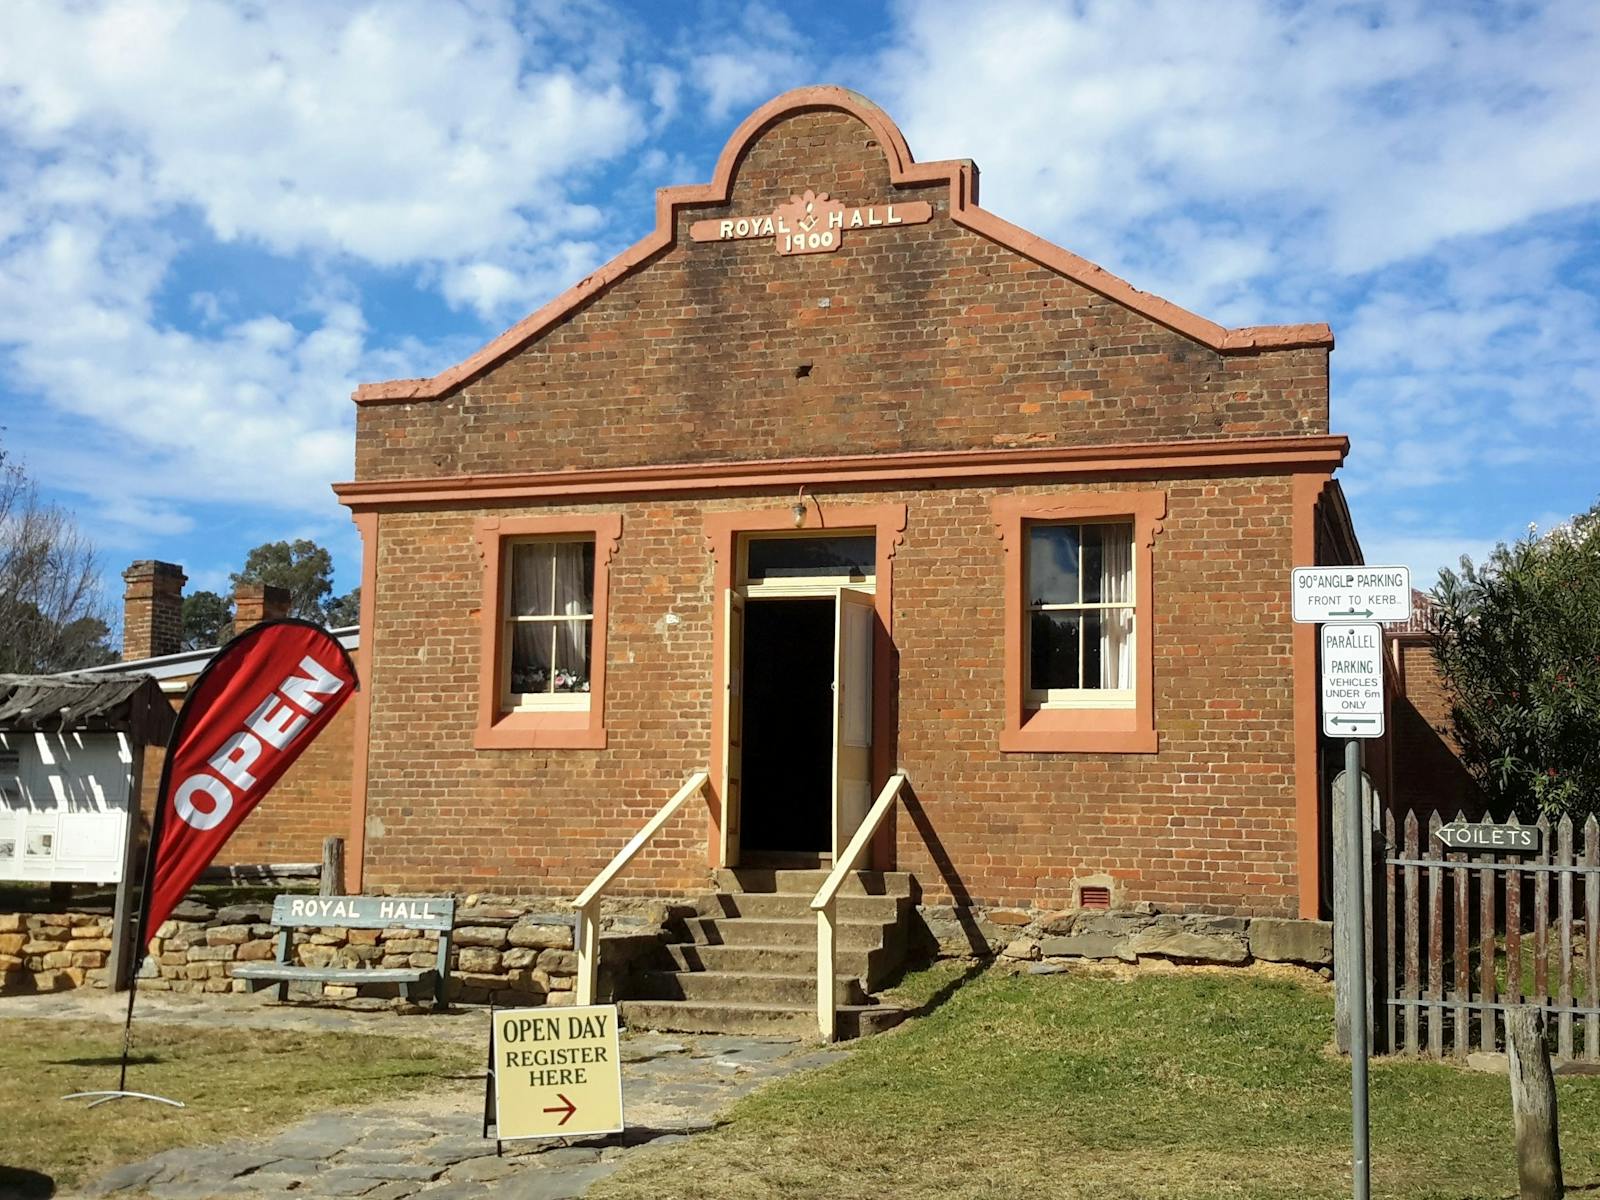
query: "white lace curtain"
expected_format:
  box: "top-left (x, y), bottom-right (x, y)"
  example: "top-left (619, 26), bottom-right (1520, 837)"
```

top-left (1099, 532), bottom-right (1134, 689)
top-left (510, 541), bottom-right (592, 693)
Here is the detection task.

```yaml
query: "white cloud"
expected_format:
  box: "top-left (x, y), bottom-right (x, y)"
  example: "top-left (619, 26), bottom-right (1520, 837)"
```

top-left (875, 0), bottom-right (1600, 306)
top-left (0, 0), bottom-right (645, 267)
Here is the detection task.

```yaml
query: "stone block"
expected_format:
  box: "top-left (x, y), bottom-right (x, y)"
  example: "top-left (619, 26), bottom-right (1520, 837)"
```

top-left (915, 905), bottom-right (1005, 958)
top-left (502, 947), bottom-right (539, 970)
top-left (454, 925), bottom-right (509, 949)
top-left (987, 908), bottom-right (1033, 927)
top-left (1001, 938), bottom-right (1041, 961)
top-left (385, 937), bottom-right (434, 954)
top-left (71, 951), bottom-right (106, 969)
top-left (297, 944), bottom-right (336, 968)
top-left (1249, 918), bottom-right (1333, 966)
top-left (0, 914), bottom-right (24, 933)
top-left (507, 969), bottom-right (551, 994)
top-left (1177, 914), bottom-right (1250, 935)
top-left (457, 947), bottom-right (502, 973)
top-left (1074, 911), bottom-right (1157, 937)
top-left (23, 937), bottom-right (63, 954)
top-left (66, 937), bottom-right (113, 952)
top-left (546, 972), bottom-right (574, 991)
top-left (347, 928), bottom-right (382, 945)
top-left (30, 914), bottom-right (71, 929)
top-left (324, 984), bottom-right (359, 999)
top-left (203, 977), bottom-right (232, 992)
top-left (309, 931), bottom-right (347, 945)
top-left (237, 940), bottom-right (277, 961)
top-left (215, 903), bottom-right (273, 924)
top-left (207, 924), bottom-right (253, 945)
top-left (408, 952), bottom-right (438, 969)
top-left (1037, 910), bottom-right (1077, 936)
top-left (545, 989), bottom-right (576, 1007)
top-left (32, 968), bottom-right (75, 991)
top-left (70, 924), bottom-right (106, 939)
top-left (460, 972), bottom-right (512, 991)
top-left (538, 949), bottom-right (576, 974)
top-left (41, 950), bottom-right (73, 969)
top-left (1039, 933), bottom-right (1134, 961)
top-left (508, 922), bottom-right (573, 950)
top-left (0, 933), bottom-right (25, 955)
top-left (461, 905), bottom-right (524, 924)
top-left (1127, 926), bottom-right (1249, 965)
top-left (160, 951), bottom-right (187, 966)
top-left (187, 944), bottom-right (237, 962)
top-left (171, 900), bottom-right (215, 921)
top-left (184, 963), bottom-right (212, 980)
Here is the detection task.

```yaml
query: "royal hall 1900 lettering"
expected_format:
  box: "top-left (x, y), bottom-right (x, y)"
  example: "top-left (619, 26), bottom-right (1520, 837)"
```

top-left (690, 188), bottom-right (933, 256)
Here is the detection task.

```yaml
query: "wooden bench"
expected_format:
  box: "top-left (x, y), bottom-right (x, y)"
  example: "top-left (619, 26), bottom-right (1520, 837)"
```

top-left (232, 894), bottom-right (456, 1008)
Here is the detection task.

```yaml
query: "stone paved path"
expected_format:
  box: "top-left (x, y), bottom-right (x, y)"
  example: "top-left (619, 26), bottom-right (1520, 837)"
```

top-left (3, 991), bottom-right (853, 1200)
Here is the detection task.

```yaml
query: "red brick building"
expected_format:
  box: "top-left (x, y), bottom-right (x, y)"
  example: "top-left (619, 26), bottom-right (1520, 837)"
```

top-left (335, 86), bottom-right (1364, 922)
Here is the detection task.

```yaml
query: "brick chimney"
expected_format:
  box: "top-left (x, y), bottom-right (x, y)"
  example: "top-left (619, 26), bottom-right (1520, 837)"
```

top-left (232, 582), bottom-right (292, 633)
top-left (121, 560), bottom-right (187, 661)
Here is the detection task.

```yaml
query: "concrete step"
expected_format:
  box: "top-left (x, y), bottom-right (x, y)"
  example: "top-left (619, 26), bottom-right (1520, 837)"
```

top-left (682, 916), bottom-right (900, 951)
top-left (632, 970), bottom-right (870, 1007)
top-left (619, 999), bottom-right (816, 1037)
top-left (619, 999), bottom-right (908, 1040)
top-left (706, 891), bottom-right (904, 922)
top-left (714, 868), bottom-right (916, 899)
top-left (658, 941), bottom-right (896, 987)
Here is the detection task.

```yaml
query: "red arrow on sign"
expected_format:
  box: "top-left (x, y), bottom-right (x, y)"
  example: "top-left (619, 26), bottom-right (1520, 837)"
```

top-left (542, 1093), bottom-right (577, 1127)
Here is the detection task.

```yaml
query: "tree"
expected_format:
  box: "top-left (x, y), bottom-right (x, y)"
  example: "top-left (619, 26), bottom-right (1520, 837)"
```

top-left (0, 451), bottom-right (116, 673)
top-left (230, 539), bottom-right (358, 628)
top-left (325, 586), bottom-right (360, 628)
top-left (231, 539), bottom-right (335, 623)
top-left (182, 590), bottom-right (233, 650)
top-left (1432, 500), bottom-right (1600, 821)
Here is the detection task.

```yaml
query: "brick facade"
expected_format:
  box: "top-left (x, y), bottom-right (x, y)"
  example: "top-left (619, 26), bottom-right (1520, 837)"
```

top-left (342, 88), bottom-right (1354, 918)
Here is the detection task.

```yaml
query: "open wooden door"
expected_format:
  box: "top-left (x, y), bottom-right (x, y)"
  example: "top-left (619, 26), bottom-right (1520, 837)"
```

top-left (832, 588), bottom-right (875, 859)
top-left (721, 589), bottom-right (745, 867)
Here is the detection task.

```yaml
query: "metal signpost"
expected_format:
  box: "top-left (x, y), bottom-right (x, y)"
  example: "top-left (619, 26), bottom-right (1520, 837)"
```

top-left (1294, 566), bottom-right (1408, 1200)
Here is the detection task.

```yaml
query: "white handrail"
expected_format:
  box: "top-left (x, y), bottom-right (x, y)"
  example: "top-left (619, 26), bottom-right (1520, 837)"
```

top-left (572, 770), bottom-right (710, 1005)
top-left (810, 771), bottom-right (908, 1040)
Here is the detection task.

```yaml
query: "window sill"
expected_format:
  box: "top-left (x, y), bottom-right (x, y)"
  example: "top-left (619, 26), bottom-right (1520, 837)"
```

top-left (474, 709), bottom-right (606, 750)
top-left (1000, 705), bottom-right (1158, 754)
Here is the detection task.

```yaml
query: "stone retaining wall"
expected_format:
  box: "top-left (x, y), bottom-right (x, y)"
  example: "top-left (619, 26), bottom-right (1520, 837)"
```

top-left (0, 895), bottom-right (674, 1006)
top-left (917, 904), bottom-right (1334, 971)
top-left (0, 911), bottom-right (116, 992)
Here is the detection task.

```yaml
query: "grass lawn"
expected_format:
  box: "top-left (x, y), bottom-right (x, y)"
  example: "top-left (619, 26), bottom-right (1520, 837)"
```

top-left (591, 964), bottom-right (1600, 1200)
top-left (0, 1018), bottom-right (476, 1193)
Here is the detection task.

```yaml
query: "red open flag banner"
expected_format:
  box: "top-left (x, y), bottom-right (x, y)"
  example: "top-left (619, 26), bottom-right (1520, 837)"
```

top-left (142, 620), bottom-right (358, 948)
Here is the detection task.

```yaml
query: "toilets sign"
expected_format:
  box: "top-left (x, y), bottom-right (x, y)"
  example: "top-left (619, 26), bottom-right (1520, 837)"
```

top-left (690, 188), bottom-right (933, 256)
top-left (1291, 567), bottom-right (1412, 624)
top-left (1320, 623), bottom-right (1385, 738)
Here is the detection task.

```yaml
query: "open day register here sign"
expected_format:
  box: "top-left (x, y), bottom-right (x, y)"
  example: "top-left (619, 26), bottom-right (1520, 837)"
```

top-left (490, 1005), bottom-right (624, 1140)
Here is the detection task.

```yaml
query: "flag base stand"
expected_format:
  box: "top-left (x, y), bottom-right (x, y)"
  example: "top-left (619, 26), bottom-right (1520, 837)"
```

top-left (62, 1090), bottom-right (186, 1109)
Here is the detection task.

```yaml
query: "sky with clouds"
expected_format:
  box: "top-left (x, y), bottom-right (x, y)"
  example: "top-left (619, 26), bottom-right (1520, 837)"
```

top-left (1, 0), bottom-right (1596, 631)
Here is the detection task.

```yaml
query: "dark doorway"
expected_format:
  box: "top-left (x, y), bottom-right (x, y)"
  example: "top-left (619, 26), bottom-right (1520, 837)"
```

top-left (740, 597), bottom-right (833, 855)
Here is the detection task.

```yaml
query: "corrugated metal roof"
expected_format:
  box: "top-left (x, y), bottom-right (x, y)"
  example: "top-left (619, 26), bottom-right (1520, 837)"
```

top-left (0, 672), bottom-right (174, 739)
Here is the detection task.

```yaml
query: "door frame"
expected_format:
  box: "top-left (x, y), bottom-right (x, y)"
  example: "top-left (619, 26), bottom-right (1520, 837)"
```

top-left (704, 503), bottom-right (906, 870)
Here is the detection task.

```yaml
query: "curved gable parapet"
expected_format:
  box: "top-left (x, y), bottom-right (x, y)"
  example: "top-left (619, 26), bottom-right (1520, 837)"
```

top-left (354, 85), bottom-right (1331, 405)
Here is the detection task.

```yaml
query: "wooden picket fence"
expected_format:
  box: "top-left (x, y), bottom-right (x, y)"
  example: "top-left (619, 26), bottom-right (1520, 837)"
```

top-left (1375, 809), bottom-right (1600, 1060)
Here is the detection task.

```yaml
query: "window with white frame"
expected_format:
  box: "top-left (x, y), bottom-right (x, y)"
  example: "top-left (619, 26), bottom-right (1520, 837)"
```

top-left (505, 538), bottom-right (596, 709)
top-left (1025, 521), bottom-right (1135, 706)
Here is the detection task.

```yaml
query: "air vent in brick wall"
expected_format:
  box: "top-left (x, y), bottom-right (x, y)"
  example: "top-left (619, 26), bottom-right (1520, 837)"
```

top-left (1078, 886), bottom-right (1112, 911)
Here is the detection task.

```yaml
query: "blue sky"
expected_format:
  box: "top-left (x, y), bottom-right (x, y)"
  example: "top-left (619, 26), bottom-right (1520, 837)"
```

top-left (1, 0), bottom-right (1597, 628)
